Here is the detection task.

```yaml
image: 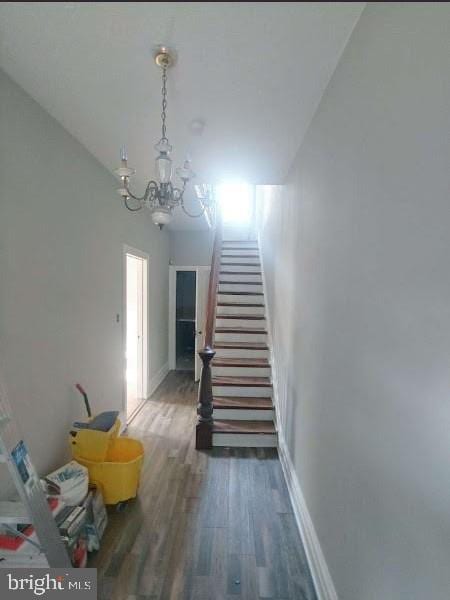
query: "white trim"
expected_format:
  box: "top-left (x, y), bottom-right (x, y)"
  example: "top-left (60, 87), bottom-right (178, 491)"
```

top-left (257, 231), bottom-right (338, 600)
top-left (122, 244), bottom-right (149, 422)
top-left (168, 265), bottom-right (210, 376)
top-left (124, 361), bottom-right (170, 429)
top-left (277, 431), bottom-right (338, 600)
top-left (122, 361), bottom-right (170, 429)
top-left (147, 361), bottom-right (170, 398)
top-left (168, 266), bottom-right (176, 370)
top-left (168, 266), bottom-right (197, 370)
top-left (257, 232), bottom-right (276, 391)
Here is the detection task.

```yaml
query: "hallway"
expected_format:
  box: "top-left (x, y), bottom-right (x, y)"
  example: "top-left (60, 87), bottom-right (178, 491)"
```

top-left (90, 371), bottom-right (316, 599)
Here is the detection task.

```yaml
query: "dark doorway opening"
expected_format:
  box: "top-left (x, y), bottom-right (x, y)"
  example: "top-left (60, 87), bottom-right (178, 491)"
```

top-left (176, 270), bottom-right (196, 371)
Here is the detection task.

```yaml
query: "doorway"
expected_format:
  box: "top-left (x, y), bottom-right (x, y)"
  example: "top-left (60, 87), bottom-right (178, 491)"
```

top-left (124, 248), bottom-right (148, 421)
top-left (169, 266), bottom-right (210, 381)
top-left (176, 271), bottom-right (196, 371)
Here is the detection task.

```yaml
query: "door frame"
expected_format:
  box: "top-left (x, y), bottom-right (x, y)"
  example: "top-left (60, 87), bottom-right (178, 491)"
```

top-left (123, 245), bottom-right (149, 422)
top-left (168, 265), bottom-right (210, 379)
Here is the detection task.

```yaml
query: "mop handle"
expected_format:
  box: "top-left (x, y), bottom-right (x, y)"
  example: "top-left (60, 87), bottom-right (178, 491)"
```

top-left (75, 383), bottom-right (92, 418)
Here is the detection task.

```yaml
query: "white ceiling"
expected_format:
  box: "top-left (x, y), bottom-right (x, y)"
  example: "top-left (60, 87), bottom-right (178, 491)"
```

top-left (0, 2), bottom-right (364, 230)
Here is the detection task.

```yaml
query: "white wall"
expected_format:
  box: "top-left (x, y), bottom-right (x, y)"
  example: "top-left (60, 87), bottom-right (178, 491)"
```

top-left (0, 70), bottom-right (170, 487)
top-left (169, 230), bottom-right (214, 266)
top-left (257, 4), bottom-right (450, 600)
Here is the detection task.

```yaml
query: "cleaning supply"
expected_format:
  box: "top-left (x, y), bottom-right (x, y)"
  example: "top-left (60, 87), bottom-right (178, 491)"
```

top-left (73, 411), bottom-right (119, 432)
top-left (70, 384), bottom-right (144, 505)
top-left (75, 437), bottom-right (144, 505)
top-left (45, 461), bottom-right (89, 506)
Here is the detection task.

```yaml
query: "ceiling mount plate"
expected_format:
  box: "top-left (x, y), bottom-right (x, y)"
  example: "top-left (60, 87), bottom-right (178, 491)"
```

top-left (154, 46), bottom-right (175, 69)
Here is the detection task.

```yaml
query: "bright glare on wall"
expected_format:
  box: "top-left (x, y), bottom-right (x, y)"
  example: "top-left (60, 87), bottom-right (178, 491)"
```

top-left (216, 182), bottom-right (253, 224)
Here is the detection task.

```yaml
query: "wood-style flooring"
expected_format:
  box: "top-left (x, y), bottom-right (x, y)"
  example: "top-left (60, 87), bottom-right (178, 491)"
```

top-left (90, 371), bottom-right (317, 600)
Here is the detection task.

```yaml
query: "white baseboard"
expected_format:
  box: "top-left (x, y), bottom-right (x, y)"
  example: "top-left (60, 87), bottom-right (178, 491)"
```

top-left (148, 361), bottom-right (170, 398)
top-left (257, 231), bottom-right (337, 600)
top-left (277, 427), bottom-right (338, 600)
top-left (121, 362), bottom-right (170, 431)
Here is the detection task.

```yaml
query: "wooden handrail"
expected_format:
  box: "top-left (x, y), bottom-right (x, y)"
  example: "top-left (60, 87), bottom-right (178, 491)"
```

top-left (196, 213), bottom-right (222, 449)
top-left (204, 214), bottom-right (223, 349)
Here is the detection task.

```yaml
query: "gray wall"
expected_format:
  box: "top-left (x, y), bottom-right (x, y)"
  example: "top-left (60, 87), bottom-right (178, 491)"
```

top-left (257, 4), bottom-right (450, 600)
top-left (169, 230), bottom-right (214, 266)
top-left (0, 70), bottom-right (170, 484)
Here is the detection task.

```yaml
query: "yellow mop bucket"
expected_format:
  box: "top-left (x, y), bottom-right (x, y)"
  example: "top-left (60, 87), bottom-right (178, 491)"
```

top-left (70, 384), bottom-right (144, 505)
top-left (75, 437), bottom-right (144, 505)
top-left (71, 418), bottom-right (121, 463)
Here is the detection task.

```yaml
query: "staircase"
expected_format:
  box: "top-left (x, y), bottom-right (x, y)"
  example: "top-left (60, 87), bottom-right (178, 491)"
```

top-left (210, 239), bottom-right (277, 447)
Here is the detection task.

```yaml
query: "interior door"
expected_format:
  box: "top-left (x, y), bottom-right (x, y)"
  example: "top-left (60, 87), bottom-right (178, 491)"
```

top-left (195, 267), bottom-right (210, 381)
top-left (126, 252), bottom-right (148, 420)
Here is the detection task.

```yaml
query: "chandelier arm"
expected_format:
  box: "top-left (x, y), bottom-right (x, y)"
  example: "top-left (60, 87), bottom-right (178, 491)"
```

top-left (146, 180), bottom-right (160, 196)
top-left (123, 179), bottom-right (160, 204)
top-left (123, 179), bottom-right (147, 203)
top-left (173, 178), bottom-right (188, 200)
top-left (180, 196), bottom-right (207, 218)
top-left (124, 197), bottom-right (144, 212)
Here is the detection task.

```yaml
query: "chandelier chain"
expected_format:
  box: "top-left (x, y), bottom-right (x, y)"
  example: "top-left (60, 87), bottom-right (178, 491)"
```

top-left (161, 67), bottom-right (168, 141)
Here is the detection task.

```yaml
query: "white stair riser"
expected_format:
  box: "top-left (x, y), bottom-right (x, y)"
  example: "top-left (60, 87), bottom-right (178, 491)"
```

top-left (221, 250), bottom-right (259, 256)
top-left (212, 433), bottom-right (277, 447)
top-left (214, 347), bottom-right (269, 359)
top-left (218, 293), bottom-right (263, 304)
top-left (215, 332), bottom-right (267, 343)
top-left (213, 409), bottom-right (274, 421)
top-left (216, 304), bottom-right (265, 316)
top-left (219, 283), bottom-right (262, 294)
top-left (221, 256), bottom-right (260, 265)
top-left (219, 264), bottom-right (261, 273)
top-left (212, 385), bottom-right (272, 397)
top-left (216, 318), bottom-right (266, 329)
top-left (220, 273), bottom-right (262, 283)
top-left (222, 240), bottom-right (258, 247)
top-left (212, 366), bottom-right (271, 377)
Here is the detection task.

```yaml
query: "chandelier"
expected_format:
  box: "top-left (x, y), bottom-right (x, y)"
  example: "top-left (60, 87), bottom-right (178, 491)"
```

top-left (115, 47), bottom-right (213, 229)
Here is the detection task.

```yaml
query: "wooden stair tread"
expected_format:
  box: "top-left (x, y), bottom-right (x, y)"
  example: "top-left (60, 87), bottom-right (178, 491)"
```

top-left (212, 357), bottom-right (269, 367)
top-left (212, 376), bottom-right (272, 387)
top-left (213, 396), bottom-right (273, 410)
top-left (218, 291), bottom-right (263, 296)
top-left (220, 262), bottom-right (261, 267)
top-left (215, 327), bottom-right (267, 334)
top-left (213, 420), bottom-right (276, 434)
top-left (219, 281), bottom-right (262, 285)
top-left (217, 302), bottom-right (264, 307)
top-left (214, 341), bottom-right (268, 350)
top-left (216, 314), bottom-right (265, 320)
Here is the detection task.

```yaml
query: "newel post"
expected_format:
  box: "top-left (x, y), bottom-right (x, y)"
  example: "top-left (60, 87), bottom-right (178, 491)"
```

top-left (196, 347), bottom-right (215, 449)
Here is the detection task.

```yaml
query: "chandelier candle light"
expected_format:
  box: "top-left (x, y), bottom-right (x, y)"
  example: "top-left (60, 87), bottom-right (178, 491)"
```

top-left (115, 47), bottom-right (212, 229)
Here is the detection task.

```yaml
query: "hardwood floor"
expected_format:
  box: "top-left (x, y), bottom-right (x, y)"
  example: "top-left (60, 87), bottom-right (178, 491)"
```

top-left (90, 371), bottom-right (317, 600)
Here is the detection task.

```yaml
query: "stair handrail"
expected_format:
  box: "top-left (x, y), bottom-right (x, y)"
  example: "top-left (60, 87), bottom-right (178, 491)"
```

top-left (196, 212), bottom-right (222, 449)
top-left (204, 214), bottom-right (223, 349)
